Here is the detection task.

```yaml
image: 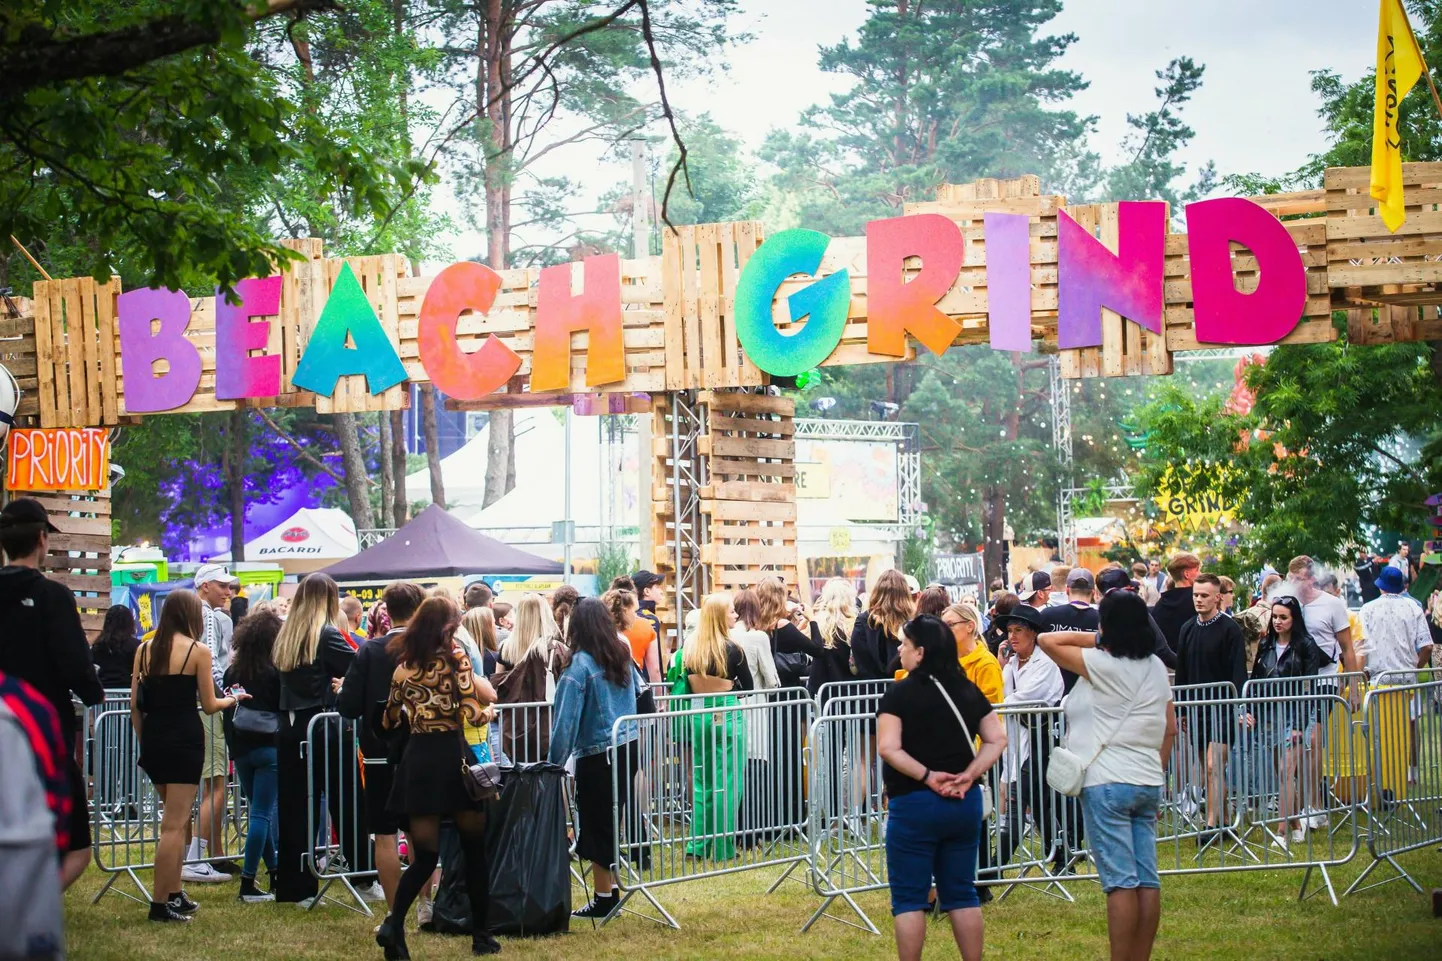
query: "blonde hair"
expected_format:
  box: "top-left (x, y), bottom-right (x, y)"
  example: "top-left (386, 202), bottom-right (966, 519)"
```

top-left (944, 600), bottom-right (983, 636)
top-left (814, 578), bottom-right (857, 648)
top-left (462, 606), bottom-right (498, 654)
top-left (684, 593), bottom-right (732, 677)
top-left (754, 576), bottom-right (788, 630)
top-left (274, 573), bottom-right (344, 671)
top-left (867, 569), bottom-right (914, 640)
top-left (500, 592), bottom-right (557, 664)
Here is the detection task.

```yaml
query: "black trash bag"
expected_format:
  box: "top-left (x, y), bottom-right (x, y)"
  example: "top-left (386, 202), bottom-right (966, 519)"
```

top-left (429, 763), bottom-right (572, 938)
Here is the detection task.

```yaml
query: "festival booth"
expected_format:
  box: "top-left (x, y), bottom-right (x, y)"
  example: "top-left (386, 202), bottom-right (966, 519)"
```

top-left (209, 506), bottom-right (358, 575)
top-left (318, 503), bottom-right (561, 604)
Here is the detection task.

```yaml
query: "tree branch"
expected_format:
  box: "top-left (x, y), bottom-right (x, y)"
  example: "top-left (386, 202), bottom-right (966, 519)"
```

top-left (254, 407), bottom-right (376, 488)
top-left (0, 0), bottom-right (340, 98)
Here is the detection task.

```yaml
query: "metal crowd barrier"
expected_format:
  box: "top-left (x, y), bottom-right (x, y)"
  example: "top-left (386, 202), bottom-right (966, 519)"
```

top-left (607, 689), bottom-right (816, 928)
top-left (303, 713), bottom-right (379, 915)
top-left (88, 709), bottom-right (246, 906)
top-left (1344, 677), bottom-right (1442, 897)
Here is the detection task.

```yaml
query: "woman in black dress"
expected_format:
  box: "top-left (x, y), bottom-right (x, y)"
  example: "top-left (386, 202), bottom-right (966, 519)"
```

top-left (377, 595), bottom-right (499, 959)
top-left (272, 573), bottom-right (357, 903)
top-left (851, 569), bottom-right (915, 678)
top-left (129, 589), bottom-right (244, 922)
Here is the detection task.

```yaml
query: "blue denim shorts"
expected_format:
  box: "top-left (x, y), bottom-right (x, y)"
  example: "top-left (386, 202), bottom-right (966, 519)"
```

top-left (884, 785), bottom-right (983, 915)
top-left (1080, 783), bottom-right (1160, 893)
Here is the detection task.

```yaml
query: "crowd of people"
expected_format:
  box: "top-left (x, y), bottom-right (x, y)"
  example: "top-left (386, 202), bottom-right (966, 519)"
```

top-left (2, 485), bottom-right (1439, 961)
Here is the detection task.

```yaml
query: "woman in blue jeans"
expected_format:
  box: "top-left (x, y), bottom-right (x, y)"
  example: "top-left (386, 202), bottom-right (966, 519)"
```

top-left (878, 615), bottom-right (1006, 961)
top-left (224, 609), bottom-right (284, 902)
top-left (1040, 589), bottom-right (1177, 961)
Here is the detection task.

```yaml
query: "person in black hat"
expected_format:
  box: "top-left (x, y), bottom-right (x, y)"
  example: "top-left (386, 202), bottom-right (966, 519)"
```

top-left (631, 570), bottom-right (664, 650)
top-left (987, 603), bottom-right (1069, 877)
top-left (1097, 568), bottom-right (1176, 669)
top-left (0, 497), bottom-right (105, 890)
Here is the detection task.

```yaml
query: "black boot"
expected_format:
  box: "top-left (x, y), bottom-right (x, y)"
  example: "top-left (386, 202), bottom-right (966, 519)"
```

top-left (374, 916), bottom-right (411, 961)
top-left (148, 900), bottom-right (191, 923)
top-left (472, 931), bottom-right (502, 956)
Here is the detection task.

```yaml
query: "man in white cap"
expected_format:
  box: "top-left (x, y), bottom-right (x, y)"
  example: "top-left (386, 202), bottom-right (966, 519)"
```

top-left (187, 563), bottom-right (240, 881)
top-left (1015, 570), bottom-right (1052, 612)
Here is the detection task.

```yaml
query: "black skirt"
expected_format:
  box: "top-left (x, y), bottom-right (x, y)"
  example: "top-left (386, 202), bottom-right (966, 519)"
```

top-left (388, 731), bottom-right (480, 816)
top-left (139, 708), bottom-right (204, 786)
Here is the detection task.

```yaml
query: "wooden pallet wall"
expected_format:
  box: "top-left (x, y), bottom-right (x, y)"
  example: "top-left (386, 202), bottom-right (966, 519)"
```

top-left (12, 489), bottom-right (113, 638)
top-left (698, 390), bottom-right (798, 591)
top-left (661, 222), bottom-right (767, 390)
top-left (0, 310), bottom-right (40, 420)
top-left (1326, 163), bottom-right (1442, 306)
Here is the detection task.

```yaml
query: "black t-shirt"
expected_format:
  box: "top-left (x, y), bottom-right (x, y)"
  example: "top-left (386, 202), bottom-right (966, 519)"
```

top-left (877, 672), bottom-right (993, 799)
top-left (1041, 601), bottom-right (1099, 693)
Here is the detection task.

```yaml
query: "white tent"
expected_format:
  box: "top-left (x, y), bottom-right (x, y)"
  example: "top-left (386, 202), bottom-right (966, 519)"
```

top-left (210, 507), bottom-right (358, 574)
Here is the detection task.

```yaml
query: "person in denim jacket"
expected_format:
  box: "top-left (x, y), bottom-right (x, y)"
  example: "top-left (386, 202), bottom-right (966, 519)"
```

top-left (548, 598), bottom-right (640, 921)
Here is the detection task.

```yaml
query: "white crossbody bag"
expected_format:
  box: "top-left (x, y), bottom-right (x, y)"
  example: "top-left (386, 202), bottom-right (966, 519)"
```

top-left (1046, 678), bottom-right (1143, 798)
top-left (929, 677), bottom-right (994, 819)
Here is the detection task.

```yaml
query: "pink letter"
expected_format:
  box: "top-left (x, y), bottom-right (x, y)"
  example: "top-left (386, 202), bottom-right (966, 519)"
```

top-left (215, 276), bottom-right (282, 400)
top-left (984, 213), bottom-right (1032, 352)
top-left (117, 288), bottom-right (202, 413)
top-left (1186, 197), bottom-right (1305, 345)
top-left (1057, 201), bottom-right (1165, 349)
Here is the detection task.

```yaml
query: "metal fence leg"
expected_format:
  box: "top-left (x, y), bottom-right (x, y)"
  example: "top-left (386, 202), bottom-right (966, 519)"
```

top-left (90, 868), bottom-right (149, 906)
top-left (606, 885), bottom-right (679, 930)
top-left (801, 890), bottom-right (880, 935)
top-left (1341, 854), bottom-right (1423, 897)
top-left (1298, 863), bottom-right (1338, 906)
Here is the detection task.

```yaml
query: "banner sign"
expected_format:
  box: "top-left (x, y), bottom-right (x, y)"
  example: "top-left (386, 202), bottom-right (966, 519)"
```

top-left (1154, 466), bottom-right (1238, 531)
top-left (5, 428), bottom-right (110, 491)
top-left (112, 196), bottom-right (1311, 411)
top-left (934, 551), bottom-right (988, 605)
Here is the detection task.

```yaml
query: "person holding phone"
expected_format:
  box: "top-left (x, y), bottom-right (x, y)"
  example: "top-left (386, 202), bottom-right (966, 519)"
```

top-left (130, 590), bottom-right (247, 922)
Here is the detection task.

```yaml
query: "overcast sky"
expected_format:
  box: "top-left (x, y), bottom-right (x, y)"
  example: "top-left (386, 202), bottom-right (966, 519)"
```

top-left (433, 0), bottom-right (1372, 261)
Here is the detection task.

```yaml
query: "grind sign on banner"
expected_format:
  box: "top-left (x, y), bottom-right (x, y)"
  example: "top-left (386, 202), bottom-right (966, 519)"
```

top-left (5, 428), bottom-right (111, 491)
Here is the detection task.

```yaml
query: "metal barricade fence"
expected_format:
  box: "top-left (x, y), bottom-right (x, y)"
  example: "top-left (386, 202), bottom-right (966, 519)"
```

top-left (814, 679), bottom-right (893, 709)
top-left (303, 712), bottom-right (377, 915)
top-left (1344, 677), bottom-right (1442, 897)
top-left (88, 708), bottom-right (246, 906)
top-left (608, 691), bottom-right (816, 929)
top-left (804, 702), bottom-right (1066, 934)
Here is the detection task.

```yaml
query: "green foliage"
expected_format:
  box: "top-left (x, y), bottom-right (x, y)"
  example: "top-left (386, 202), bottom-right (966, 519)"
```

top-left (1099, 57), bottom-right (1216, 207)
top-left (0, 1), bottom-right (425, 293)
top-left (594, 539), bottom-right (636, 590)
top-left (758, 0), bottom-right (1090, 234)
top-left (1135, 342), bottom-right (1442, 568)
top-left (900, 521), bottom-right (935, 585)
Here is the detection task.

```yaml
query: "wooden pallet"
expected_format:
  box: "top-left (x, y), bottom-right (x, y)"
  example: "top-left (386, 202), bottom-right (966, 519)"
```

top-left (0, 311), bottom-right (40, 420)
top-left (661, 222), bottom-right (767, 390)
top-left (1326, 162), bottom-right (1442, 307)
top-left (1056, 203), bottom-right (1172, 379)
top-left (13, 489), bottom-right (113, 637)
top-left (698, 390), bottom-right (798, 592)
top-left (30, 276), bottom-right (122, 427)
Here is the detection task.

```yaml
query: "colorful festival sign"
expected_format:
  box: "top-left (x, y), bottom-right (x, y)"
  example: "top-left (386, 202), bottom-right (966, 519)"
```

top-left (6, 428), bottom-right (110, 491)
top-left (111, 195), bottom-right (1313, 409)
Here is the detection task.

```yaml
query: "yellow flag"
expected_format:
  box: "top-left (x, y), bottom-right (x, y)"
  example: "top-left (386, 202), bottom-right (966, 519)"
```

top-left (1371, 0), bottom-right (1427, 232)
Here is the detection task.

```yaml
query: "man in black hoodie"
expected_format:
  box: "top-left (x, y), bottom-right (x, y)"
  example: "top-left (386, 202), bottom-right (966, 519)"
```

top-left (1150, 551), bottom-right (1200, 660)
top-left (0, 497), bottom-right (105, 889)
top-left (337, 580), bottom-right (424, 908)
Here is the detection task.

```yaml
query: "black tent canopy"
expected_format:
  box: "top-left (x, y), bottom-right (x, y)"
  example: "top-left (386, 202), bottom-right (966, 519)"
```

top-left (319, 504), bottom-right (562, 581)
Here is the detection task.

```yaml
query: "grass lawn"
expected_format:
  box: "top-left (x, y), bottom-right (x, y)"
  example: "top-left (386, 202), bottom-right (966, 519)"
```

top-left (64, 845), bottom-right (1441, 960)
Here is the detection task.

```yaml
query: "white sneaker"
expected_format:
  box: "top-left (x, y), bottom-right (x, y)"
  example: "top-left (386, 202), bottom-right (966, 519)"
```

top-left (417, 892), bottom-right (434, 926)
top-left (356, 881), bottom-right (386, 903)
top-left (1274, 834), bottom-right (1289, 854)
top-left (1289, 827), bottom-right (1307, 845)
top-left (182, 862), bottom-right (232, 884)
top-left (1305, 809), bottom-right (1327, 830)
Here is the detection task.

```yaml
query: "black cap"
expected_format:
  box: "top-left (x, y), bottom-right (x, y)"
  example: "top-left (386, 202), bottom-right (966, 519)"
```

top-left (1097, 568), bottom-right (1134, 594)
top-left (993, 604), bottom-right (1046, 633)
top-left (631, 570), bottom-right (663, 591)
top-left (1016, 570), bottom-right (1052, 602)
top-left (0, 498), bottom-right (59, 533)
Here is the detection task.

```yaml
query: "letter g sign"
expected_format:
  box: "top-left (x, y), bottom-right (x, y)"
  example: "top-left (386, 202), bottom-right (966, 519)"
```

top-left (734, 229), bottom-right (850, 377)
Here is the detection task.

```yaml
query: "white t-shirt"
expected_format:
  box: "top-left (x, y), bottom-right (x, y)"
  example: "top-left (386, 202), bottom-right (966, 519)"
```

top-left (1302, 591), bottom-right (1351, 675)
top-left (1064, 649), bottom-right (1172, 788)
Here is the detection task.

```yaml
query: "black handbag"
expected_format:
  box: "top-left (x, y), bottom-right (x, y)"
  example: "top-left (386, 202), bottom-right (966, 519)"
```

top-left (633, 664), bottom-right (657, 715)
top-left (459, 730), bottom-right (503, 801)
top-left (233, 703), bottom-right (279, 734)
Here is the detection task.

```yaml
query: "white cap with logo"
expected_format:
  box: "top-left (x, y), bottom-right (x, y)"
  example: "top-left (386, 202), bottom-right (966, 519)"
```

top-left (195, 563), bottom-right (239, 587)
